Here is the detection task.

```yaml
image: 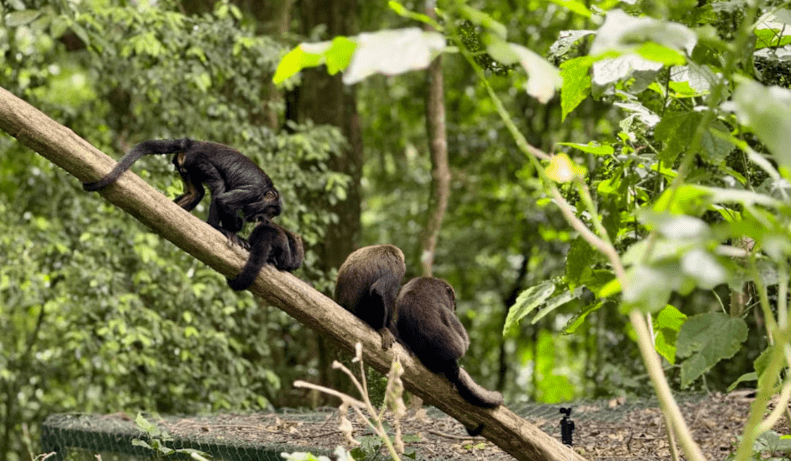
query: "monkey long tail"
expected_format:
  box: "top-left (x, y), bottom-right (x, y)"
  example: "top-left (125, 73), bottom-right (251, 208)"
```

top-left (447, 365), bottom-right (504, 409)
top-left (83, 138), bottom-right (193, 191)
top-left (226, 222), bottom-right (276, 291)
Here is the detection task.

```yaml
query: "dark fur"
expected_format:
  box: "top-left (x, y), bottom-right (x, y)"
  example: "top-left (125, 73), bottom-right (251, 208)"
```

top-left (227, 221), bottom-right (304, 291)
top-left (334, 244), bottom-right (406, 350)
top-left (396, 277), bottom-right (503, 408)
top-left (84, 139), bottom-right (282, 247)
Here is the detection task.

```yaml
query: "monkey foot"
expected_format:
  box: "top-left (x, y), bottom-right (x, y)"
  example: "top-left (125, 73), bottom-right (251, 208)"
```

top-left (378, 329), bottom-right (396, 350)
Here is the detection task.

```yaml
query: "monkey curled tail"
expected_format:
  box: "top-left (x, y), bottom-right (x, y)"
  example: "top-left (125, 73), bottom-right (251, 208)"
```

top-left (227, 220), bottom-right (304, 291)
top-left (84, 139), bottom-right (193, 191)
top-left (395, 277), bottom-right (503, 409)
top-left (84, 138), bottom-right (282, 248)
top-left (334, 244), bottom-right (406, 350)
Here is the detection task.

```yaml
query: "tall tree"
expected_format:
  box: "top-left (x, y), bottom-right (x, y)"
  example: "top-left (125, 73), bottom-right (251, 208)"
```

top-left (420, 0), bottom-right (450, 277)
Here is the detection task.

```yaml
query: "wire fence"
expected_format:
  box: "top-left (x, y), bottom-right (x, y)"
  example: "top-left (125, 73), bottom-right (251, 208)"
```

top-left (40, 393), bottom-right (745, 461)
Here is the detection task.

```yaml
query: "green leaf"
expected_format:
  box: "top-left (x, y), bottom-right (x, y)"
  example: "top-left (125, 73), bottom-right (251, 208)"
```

top-left (564, 299), bottom-right (604, 333)
top-left (676, 312), bottom-right (748, 388)
top-left (652, 184), bottom-right (710, 215)
top-left (727, 372), bottom-right (756, 391)
top-left (273, 42), bottom-right (332, 84)
top-left (5, 9), bottom-right (40, 27)
top-left (532, 287), bottom-right (584, 323)
top-left (732, 80), bottom-right (791, 172)
top-left (503, 281), bottom-right (555, 334)
top-left (635, 42), bottom-right (686, 66)
top-left (325, 36), bottom-right (357, 75)
top-left (557, 141), bottom-right (614, 156)
top-left (548, 0), bottom-right (591, 18)
top-left (655, 111), bottom-right (700, 164)
top-left (565, 237), bottom-right (595, 290)
top-left (560, 56), bottom-right (593, 120)
top-left (653, 304), bottom-right (686, 364)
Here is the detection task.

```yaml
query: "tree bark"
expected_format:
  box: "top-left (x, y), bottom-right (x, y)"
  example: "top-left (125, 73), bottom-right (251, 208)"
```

top-left (0, 86), bottom-right (586, 461)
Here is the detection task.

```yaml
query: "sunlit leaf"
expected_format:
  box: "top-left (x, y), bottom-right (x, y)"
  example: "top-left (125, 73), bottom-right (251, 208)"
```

top-left (557, 141), bottom-right (614, 156)
top-left (546, 153), bottom-right (585, 183)
top-left (590, 9), bottom-right (697, 57)
top-left (485, 36), bottom-right (562, 103)
top-left (653, 304), bottom-right (686, 364)
top-left (592, 55), bottom-right (663, 88)
top-left (732, 80), bottom-right (791, 172)
top-left (548, 0), bottom-right (592, 18)
top-left (343, 28), bottom-right (445, 84)
top-left (560, 56), bottom-right (594, 120)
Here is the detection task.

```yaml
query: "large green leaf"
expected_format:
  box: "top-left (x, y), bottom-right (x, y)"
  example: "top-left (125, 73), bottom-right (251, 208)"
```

top-left (503, 281), bottom-right (555, 334)
top-left (676, 312), bottom-right (748, 388)
top-left (560, 56), bottom-right (593, 120)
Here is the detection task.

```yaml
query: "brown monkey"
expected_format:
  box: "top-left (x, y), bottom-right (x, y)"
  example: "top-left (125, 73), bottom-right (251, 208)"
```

top-left (395, 277), bottom-right (503, 408)
top-left (334, 244), bottom-right (406, 350)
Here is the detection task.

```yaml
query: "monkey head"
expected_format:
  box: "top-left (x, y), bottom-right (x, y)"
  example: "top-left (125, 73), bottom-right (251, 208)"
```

top-left (244, 188), bottom-right (282, 222)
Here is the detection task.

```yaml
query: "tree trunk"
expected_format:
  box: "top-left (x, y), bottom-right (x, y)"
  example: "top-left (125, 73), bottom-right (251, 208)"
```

top-left (420, 1), bottom-right (450, 277)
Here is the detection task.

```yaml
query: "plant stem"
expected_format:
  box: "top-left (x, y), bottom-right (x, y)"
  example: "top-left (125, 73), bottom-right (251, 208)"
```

top-left (454, 33), bottom-right (706, 461)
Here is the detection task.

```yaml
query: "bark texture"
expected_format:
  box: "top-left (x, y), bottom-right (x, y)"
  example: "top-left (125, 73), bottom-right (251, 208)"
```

top-left (0, 86), bottom-right (587, 461)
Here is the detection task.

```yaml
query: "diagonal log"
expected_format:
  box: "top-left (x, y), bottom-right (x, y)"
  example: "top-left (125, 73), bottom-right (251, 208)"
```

top-left (0, 86), bottom-right (586, 461)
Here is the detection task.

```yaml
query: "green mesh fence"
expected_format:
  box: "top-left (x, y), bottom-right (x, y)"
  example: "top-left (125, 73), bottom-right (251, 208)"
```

top-left (41, 410), bottom-right (337, 461)
top-left (40, 394), bottom-right (743, 461)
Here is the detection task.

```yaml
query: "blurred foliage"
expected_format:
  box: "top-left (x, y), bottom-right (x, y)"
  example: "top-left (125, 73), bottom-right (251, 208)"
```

top-left (3, 0), bottom-right (791, 460)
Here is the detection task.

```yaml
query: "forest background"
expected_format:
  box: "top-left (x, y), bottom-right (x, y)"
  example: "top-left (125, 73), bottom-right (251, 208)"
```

top-left (2, 0), bottom-right (791, 460)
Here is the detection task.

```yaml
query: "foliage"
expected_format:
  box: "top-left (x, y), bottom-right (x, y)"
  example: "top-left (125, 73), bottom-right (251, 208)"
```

top-left (294, 343), bottom-right (410, 461)
top-left (132, 413), bottom-right (210, 460)
top-left (277, 0), bottom-right (791, 459)
top-left (0, 1), bottom-right (345, 460)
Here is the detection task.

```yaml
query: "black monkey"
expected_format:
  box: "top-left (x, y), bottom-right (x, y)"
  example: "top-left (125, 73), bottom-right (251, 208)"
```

top-left (334, 244), bottom-right (406, 350)
top-left (395, 277), bottom-right (503, 408)
top-left (227, 220), bottom-right (304, 291)
top-left (84, 139), bottom-right (282, 248)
